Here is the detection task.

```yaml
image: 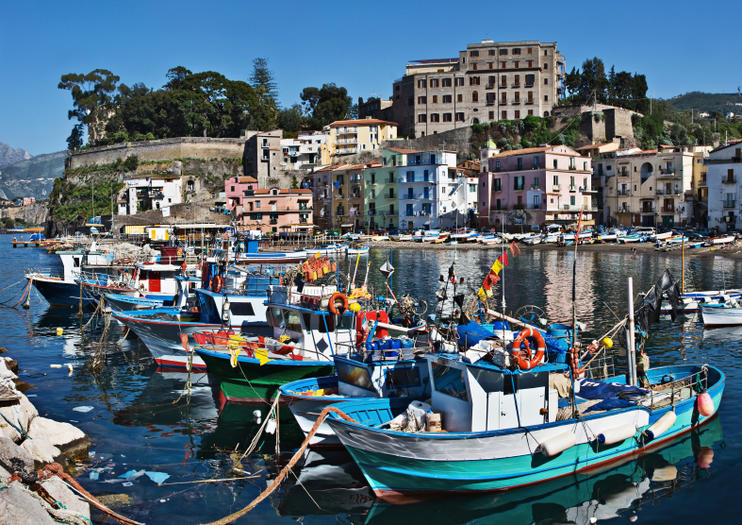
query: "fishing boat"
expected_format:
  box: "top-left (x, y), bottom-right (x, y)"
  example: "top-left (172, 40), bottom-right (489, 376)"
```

top-left (347, 245), bottom-right (370, 256)
top-left (660, 289), bottom-right (742, 315)
top-left (708, 234), bottom-right (736, 246)
top-left (326, 352), bottom-right (724, 498)
top-left (306, 244), bottom-right (349, 256)
top-left (432, 233), bottom-right (450, 244)
top-left (450, 230), bottom-right (479, 242)
top-left (700, 300), bottom-right (742, 326)
top-left (477, 234), bottom-right (502, 245)
top-left (651, 231), bottom-right (673, 242)
top-left (112, 272), bottom-right (278, 369)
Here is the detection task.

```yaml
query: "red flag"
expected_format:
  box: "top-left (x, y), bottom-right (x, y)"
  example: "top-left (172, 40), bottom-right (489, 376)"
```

top-left (499, 251), bottom-right (509, 267)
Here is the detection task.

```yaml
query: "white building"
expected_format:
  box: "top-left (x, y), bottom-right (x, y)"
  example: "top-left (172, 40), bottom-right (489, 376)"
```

top-left (280, 131), bottom-right (326, 171)
top-left (117, 175), bottom-right (182, 216)
top-left (706, 140), bottom-right (742, 232)
top-left (394, 149), bottom-right (461, 230)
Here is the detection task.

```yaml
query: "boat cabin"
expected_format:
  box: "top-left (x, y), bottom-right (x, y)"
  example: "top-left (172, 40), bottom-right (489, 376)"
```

top-left (334, 355), bottom-right (430, 400)
top-left (133, 263), bottom-right (182, 299)
top-left (425, 355), bottom-right (567, 432)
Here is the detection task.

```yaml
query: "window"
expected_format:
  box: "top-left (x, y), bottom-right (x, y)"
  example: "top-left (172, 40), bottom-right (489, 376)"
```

top-left (532, 195), bottom-right (540, 208)
top-left (528, 110), bottom-right (533, 115)
top-left (528, 48), bottom-right (533, 55)
top-left (534, 176), bottom-right (539, 186)
top-left (553, 159), bottom-right (558, 169)
top-left (389, 188), bottom-right (395, 198)
top-left (472, 91), bottom-right (478, 102)
top-left (417, 79), bottom-right (426, 88)
top-left (514, 61), bottom-right (519, 69)
top-left (469, 76), bottom-right (480, 86)
top-left (544, 78), bottom-right (549, 85)
top-left (430, 113), bottom-right (440, 122)
top-left (489, 62), bottom-right (493, 69)
top-left (442, 94), bottom-right (452, 103)
top-left (489, 111), bottom-right (494, 120)
top-left (469, 184), bottom-right (477, 193)
top-left (569, 157), bottom-right (575, 170)
top-left (455, 112), bottom-right (465, 122)
top-left (406, 203), bottom-right (413, 216)
top-left (544, 95), bottom-right (549, 102)
top-left (406, 171), bottom-right (415, 182)
top-left (407, 187), bottom-right (413, 199)
top-left (499, 48), bottom-right (508, 55)
top-left (525, 74), bottom-right (535, 87)
top-left (501, 110), bottom-right (507, 119)
top-left (470, 50), bottom-right (479, 57)
top-left (423, 169), bottom-right (429, 181)
top-left (424, 186), bottom-right (430, 199)
top-left (570, 175), bottom-right (575, 189)
top-left (430, 78), bottom-right (439, 87)
top-left (370, 189), bottom-right (376, 199)
top-left (457, 93), bottom-right (463, 102)
top-left (472, 63), bottom-right (477, 70)
top-left (514, 176), bottom-right (524, 190)
top-left (442, 78), bottom-right (452, 87)
top-left (527, 60), bottom-right (533, 68)
top-left (513, 48), bottom-right (521, 55)
top-left (370, 172), bottom-right (376, 184)
top-left (533, 157), bottom-right (539, 169)
top-left (432, 95), bottom-right (438, 103)
top-left (501, 92), bottom-right (507, 104)
top-left (517, 157), bottom-right (523, 170)
top-left (389, 204), bottom-right (394, 215)
top-left (495, 199), bottom-right (501, 210)
top-left (418, 114), bottom-right (427, 123)
top-left (570, 195), bottom-right (576, 206)
top-left (500, 75), bottom-right (507, 87)
top-left (501, 61), bottom-right (506, 68)
top-left (456, 77), bottom-right (464, 86)
top-left (443, 113), bottom-right (452, 122)
top-left (489, 49), bottom-right (496, 56)
top-left (488, 75), bottom-right (496, 86)
top-left (422, 203), bottom-right (431, 215)
top-left (430, 154), bottom-right (436, 164)
top-left (388, 171), bottom-right (394, 183)
top-left (495, 161), bottom-right (501, 173)
top-left (514, 110), bottom-right (520, 118)
top-left (417, 96), bottom-right (427, 104)
top-left (544, 62), bottom-right (549, 69)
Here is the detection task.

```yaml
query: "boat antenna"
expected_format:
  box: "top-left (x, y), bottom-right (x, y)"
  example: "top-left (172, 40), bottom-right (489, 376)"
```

top-left (501, 218), bottom-right (506, 342)
top-left (572, 210), bottom-right (584, 349)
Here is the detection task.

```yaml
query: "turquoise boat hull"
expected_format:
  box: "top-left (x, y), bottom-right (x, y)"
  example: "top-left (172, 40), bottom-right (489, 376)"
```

top-left (327, 364), bottom-right (724, 498)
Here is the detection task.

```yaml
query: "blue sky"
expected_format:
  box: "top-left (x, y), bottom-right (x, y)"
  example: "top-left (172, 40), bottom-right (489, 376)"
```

top-left (1, 0), bottom-right (739, 155)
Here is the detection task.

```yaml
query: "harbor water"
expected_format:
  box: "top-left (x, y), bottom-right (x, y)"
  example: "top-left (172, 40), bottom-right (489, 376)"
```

top-left (1, 235), bottom-right (740, 524)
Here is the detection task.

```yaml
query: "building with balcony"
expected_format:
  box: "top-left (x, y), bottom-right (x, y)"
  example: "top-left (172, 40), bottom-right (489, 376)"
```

top-left (117, 174), bottom-right (182, 216)
top-left (391, 39), bottom-right (565, 138)
top-left (707, 140), bottom-right (742, 232)
top-left (324, 118), bottom-right (397, 158)
top-left (478, 145), bottom-right (593, 230)
top-left (363, 150), bottom-right (400, 232)
top-left (312, 162), bottom-right (379, 231)
top-left (225, 177), bottom-right (312, 234)
top-left (593, 147), bottom-right (698, 228)
top-left (280, 131), bottom-right (327, 171)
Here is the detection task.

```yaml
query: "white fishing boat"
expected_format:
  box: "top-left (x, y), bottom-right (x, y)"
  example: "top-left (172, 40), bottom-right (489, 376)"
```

top-left (347, 245), bottom-right (370, 256)
top-left (700, 301), bottom-right (742, 326)
top-left (651, 231), bottom-right (673, 241)
top-left (478, 234), bottom-right (502, 245)
top-left (709, 235), bottom-right (736, 246)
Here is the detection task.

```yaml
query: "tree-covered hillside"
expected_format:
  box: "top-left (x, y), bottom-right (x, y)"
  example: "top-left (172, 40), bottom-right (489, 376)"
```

top-left (669, 92), bottom-right (742, 114)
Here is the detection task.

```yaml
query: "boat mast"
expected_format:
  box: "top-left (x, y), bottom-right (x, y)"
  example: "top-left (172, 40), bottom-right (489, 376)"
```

top-left (681, 235), bottom-right (686, 295)
top-left (571, 210), bottom-right (583, 348)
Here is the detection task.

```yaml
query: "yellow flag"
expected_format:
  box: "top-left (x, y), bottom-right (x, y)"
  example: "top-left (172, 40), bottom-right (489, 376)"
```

top-left (491, 260), bottom-right (503, 275)
top-left (477, 287), bottom-right (487, 299)
top-left (229, 348), bottom-right (239, 368)
top-left (255, 348), bottom-right (271, 366)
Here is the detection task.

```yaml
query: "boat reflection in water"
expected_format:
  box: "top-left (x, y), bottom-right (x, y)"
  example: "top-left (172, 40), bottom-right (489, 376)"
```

top-left (274, 417), bottom-right (722, 525)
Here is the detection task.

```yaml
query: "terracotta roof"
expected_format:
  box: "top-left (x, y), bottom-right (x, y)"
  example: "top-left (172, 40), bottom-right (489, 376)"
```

top-left (576, 142), bottom-right (614, 151)
top-left (386, 147), bottom-right (420, 154)
top-left (491, 146), bottom-right (550, 158)
top-left (330, 118), bottom-right (397, 127)
top-left (237, 176), bottom-right (258, 183)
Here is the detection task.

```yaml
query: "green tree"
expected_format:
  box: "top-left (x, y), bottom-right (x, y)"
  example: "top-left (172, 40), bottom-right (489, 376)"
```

top-left (250, 58), bottom-right (278, 100)
top-left (66, 124), bottom-right (84, 151)
top-left (300, 83), bottom-right (353, 129)
top-left (58, 69), bottom-right (120, 145)
top-left (279, 104), bottom-right (304, 132)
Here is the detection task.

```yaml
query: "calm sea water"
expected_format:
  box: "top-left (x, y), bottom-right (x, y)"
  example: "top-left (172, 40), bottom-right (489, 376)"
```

top-left (1, 234), bottom-right (739, 524)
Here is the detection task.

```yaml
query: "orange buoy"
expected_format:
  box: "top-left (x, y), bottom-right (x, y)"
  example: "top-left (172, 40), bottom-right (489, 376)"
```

top-left (696, 391), bottom-right (714, 417)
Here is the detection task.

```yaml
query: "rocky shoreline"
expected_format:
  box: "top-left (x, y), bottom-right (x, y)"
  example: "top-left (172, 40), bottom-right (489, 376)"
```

top-left (0, 348), bottom-right (92, 524)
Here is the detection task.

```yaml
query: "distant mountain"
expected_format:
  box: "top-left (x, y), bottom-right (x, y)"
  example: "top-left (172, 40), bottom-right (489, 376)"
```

top-left (0, 151), bottom-right (67, 200)
top-left (669, 91), bottom-right (742, 114)
top-left (0, 142), bottom-right (32, 169)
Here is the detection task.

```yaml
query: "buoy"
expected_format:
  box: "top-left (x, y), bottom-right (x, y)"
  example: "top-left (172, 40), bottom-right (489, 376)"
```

top-left (597, 424), bottom-right (636, 445)
top-left (56, 327), bottom-right (64, 336)
top-left (696, 391), bottom-right (714, 417)
top-left (644, 411), bottom-right (676, 440)
top-left (349, 301), bottom-right (361, 313)
top-left (537, 431), bottom-right (576, 457)
top-left (696, 446), bottom-right (714, 468)
top-left (602, 337), bottom-right (613, 349)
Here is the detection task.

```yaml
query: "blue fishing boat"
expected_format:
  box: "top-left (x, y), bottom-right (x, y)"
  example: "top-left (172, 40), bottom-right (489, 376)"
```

top-left (326, 354), bottom-right (724, 499)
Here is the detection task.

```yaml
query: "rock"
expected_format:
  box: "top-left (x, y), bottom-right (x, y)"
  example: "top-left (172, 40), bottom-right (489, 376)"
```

top-left (20, 437), bottom-right (62, 468)
top-left (27, 417), bottom-right (87, 452)
top-left (168, 160), bottom-right (183, 175)
top-left (3, 357), bottom-right (18, 375)
top-left (0, 483), bottom-right (56, 524)
top-left (0, 463), bottom-right (9, 479)
top-left (0, 435), bottom-right (34, 473)
top-left (0, 392), bottom-right (38, 442)
top-left (40, 476), bottom-right (90, 521)
top-left (97, 493), bottom-right (131, 508)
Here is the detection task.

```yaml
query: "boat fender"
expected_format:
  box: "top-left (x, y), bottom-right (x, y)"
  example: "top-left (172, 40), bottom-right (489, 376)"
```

top-left (597, 424), bottom-right (637, 445)
top-left (537, 431), bottom-right (576, 457)
top-left (696, 391), bottom-right (714, 417)
top-left (644, 411), bottom-right (676, 440)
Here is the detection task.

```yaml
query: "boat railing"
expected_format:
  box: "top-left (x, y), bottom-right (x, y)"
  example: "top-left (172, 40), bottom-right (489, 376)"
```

top-left (583, 354), bottom-right (617, 381)
top-left (644, 367), bottom-right (708, 409)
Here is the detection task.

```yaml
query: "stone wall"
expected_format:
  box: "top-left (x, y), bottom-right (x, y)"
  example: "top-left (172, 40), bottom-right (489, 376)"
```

top-left (112, 201), bottom-right (230, 228)
top-left (0, 203), bottom-right (48, 225)
top-left (384, 126), bottom-right (474, 156)
top-left (68, 137), bottom-right (246, 169)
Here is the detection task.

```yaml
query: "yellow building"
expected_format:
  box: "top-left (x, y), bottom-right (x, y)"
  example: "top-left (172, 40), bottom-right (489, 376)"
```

top-left (324, 118), bottom-right (398, 159)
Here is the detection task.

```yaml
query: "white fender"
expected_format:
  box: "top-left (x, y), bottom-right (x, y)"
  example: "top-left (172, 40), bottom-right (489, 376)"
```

top-left (597, 424), bottom-right (637, 445)
top-left (644, 411), bottom-right (676, 440)
top-left (537, 431), bottom-right (576, 457)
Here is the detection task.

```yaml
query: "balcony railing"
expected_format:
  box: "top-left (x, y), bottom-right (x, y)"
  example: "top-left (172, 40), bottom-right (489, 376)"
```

top-left (641, 207), bottom-right (656, 213)
top-left (617, 190), bottom-right (631, 196)
top-left (661, 207), bottom-right (675, 213)
top-left (723, 177), bottom-right (737, 184)
top-left (723, 201), bottom-right (737, 209)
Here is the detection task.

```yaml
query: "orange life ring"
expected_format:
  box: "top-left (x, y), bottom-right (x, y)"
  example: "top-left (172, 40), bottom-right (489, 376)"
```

top-left (328, 292), bottom-right (349, 315)
top-left (213, 275), bottom-right (223, 293)
top-left (510, 327), bottom-right (546, 370)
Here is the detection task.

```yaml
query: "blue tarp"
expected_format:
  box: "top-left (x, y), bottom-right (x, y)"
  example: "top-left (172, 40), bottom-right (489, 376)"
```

top-left (579, 379), bottom-right (649, 412)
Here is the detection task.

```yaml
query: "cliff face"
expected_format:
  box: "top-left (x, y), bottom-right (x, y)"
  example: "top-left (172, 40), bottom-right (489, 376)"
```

top-left (48, 138), bottom-right (245, 230)
top-left (0, 151), bottom-right (66, 200)
top-left (0, 142), bottom-right (32, 168)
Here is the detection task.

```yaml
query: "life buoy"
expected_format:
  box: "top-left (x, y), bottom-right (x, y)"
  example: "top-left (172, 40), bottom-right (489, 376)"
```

top-left (328, 292), bottom-right (349, 315)
top-left (213, 275), bottom-right (223, 293)
top-left (511, 327), bottom-right (546, 370)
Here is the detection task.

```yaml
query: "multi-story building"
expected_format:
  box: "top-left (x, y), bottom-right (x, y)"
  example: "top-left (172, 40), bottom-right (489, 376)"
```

top-left (117, 174), bottom-right (182, 216)
top-left (363, 150), bottom-right (400, 232)
top-left (243, 130), bottom-right (285, 187)
top-left (392, 149), bottom-right (461, 231)
top-left (706, 140), bottom-right (742, 232)
top-left (690, 146), bottom-right (713, 227)
top-left (324, 118), bottom-right (397, 158)
top-left (225, 175), bottom-right (312, 234)
top-left (280, 132), bottom-right (327, 171)
top-left (313, 162), bottom-right (379, 231)
top-left (594, 147), bottom-right (697, 228)
top-left (392, 40), bottom-right (565, 138)
top-left (478, 145), bottom-right (594, 230)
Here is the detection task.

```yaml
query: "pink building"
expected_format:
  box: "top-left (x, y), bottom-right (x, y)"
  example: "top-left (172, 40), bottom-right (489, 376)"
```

top-left (225, 176), bottom-right (313, 234)
top-left (478, 145), bottom-right (594, 229)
